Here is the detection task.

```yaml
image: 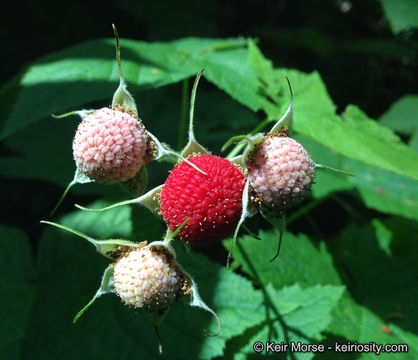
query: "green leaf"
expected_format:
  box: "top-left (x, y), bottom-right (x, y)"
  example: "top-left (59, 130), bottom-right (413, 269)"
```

top-left (380, 95), bottom-right (418, 135)
top-left (372, 219), bottom-right (392, 256)
top-left (245, 41), bottom-right (418, 180)
top-left (272, 284), bottom-right (344, 338)
top-left (315, 221), bottom-right (418, 359)
top-left (230, 284), bottom-right (344, 360)
top-left (224, 230), bottom-right (345, 359)
top-left (378, 0), bottom-right (418, 33)
top-left (324, 294), bottom-right (418, 360)
top-left (0, 37), bottom-right (247, 140)
top-left (300, 135), bottom-right (418, 222)
top-left (0, 224), bottom-right (36, 359)
top-left (347, 159), bottom-right (418, 222)
top-left (0, 224), bottom-right (33, 280)
top-left (380, 95), bottom-right (418, 153)
top-left (384, 216), bottom-right (418, 270)
top-left (329, 223), bottom-right (418, 336)
top-left (204, 47), bottom-right (263, 112)
top-left (227, 230), bottom-right (341, 288)
top-left (229, 227), bottom-right (418, 359)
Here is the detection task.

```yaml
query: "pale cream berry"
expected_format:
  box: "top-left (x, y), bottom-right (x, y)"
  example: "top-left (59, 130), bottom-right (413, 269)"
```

top-left (113, 246), bottom-right (185, 312)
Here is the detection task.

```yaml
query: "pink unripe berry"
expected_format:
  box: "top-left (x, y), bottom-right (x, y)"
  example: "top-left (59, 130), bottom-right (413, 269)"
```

top-left (113, 246), bottom-right (186, 311)
top-left (73, 107), bottom-right (150, 184)
top-left (160, 154), bottom-right (246, 244)
top-left (247, 134), bottom-right (315, 210)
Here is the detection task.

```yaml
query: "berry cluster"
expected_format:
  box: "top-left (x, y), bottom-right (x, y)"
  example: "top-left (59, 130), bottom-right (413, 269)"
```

top-left (43, 27), bottom-right (349, 354)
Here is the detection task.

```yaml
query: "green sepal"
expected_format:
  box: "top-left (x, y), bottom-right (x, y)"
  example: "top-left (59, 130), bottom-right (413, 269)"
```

top-left (242, 133), bottom-right (265, 166)
top-left (121, 166), bottom-right (148, 198)
top-left (147, 218), bottom-right (190, 258)
top-left (229, 155), bottom-right (244, 167)
top-left (111, 24), bottom-right (138, 114)
top-left (269, 76), bottom-right (293, 134)
top-left (221, 135), bottom-right (249, 153)
top-left (181, 68), bottom-right (210, 158)
top-left (75, 184), bottom-right (163, 214)
top-left (51, 109), bottom-right (95, 120)
top-left (40, 220), bottom-right (140, 258)
top-left (50, 168), bottom-right (93, 216)
top-left (73, 265), bottom-right (115, 323)
top-left (226, 179), bottom-right (255, 269)
top-left (181, 269), bottom-right (221, 337)
top-left (259, 210), bottom-right (286, 262)
top-left (50, 109), bottom-right (96, 216)
top-left (148, 131), bottom-right (207, 175)
top-left (315, 163), bottom-right (355, 177)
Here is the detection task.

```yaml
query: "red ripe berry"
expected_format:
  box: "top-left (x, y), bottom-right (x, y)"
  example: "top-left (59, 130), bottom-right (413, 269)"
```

top-left (160, 154), bottom-right (246, 244)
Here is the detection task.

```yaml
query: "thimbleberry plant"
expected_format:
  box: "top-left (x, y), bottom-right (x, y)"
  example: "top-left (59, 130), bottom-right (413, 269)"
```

top-left (41, 27), bottom-right (354, 354)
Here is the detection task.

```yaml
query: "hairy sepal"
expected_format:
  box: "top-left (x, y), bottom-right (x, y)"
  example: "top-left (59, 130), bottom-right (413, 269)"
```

top-left (51, 109), bottom-right (95, 120)
top-left (270, 76), bottom-right (294, 134)
top-left (181, 269), bottom-right (221, 337)
top-left (111, 24), bottom-right (138, 114)
top-left (242, 133), bottom-right (265, 166)
top-left (40, 220), bottom-right (139, 258)
top-left (73, 265), bottom-right (115, 323)
top-left (75, 184), bottom-right (163, 214)
top-left (121, 166), bottom-right (148, 198)
top-left (226, 179), bottom-right (256, 269)
top-left (181, 68), bottom-right (210, 158)
top-left (51, 168), bottom-right (94, 216)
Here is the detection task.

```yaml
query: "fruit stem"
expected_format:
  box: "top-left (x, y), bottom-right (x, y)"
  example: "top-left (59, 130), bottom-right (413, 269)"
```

top-left (242, 224), bottom-right (261, 240)
top-left (269, 213), bottom-right (286, 262)
top-left (154, 326), bottom-right (163, 354)
top-left (164, 218), bottom-right (189, 243)
top-left (286, 197), bottom-right (327, 225)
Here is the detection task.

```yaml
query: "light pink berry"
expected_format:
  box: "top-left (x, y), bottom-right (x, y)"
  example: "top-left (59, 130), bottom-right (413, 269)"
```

top-left (248, 135), bottom-right (315, 209)
top-left (113, 246), bottom-right (186, 311)
top-left (73, 108), bottom-right (149, 184)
